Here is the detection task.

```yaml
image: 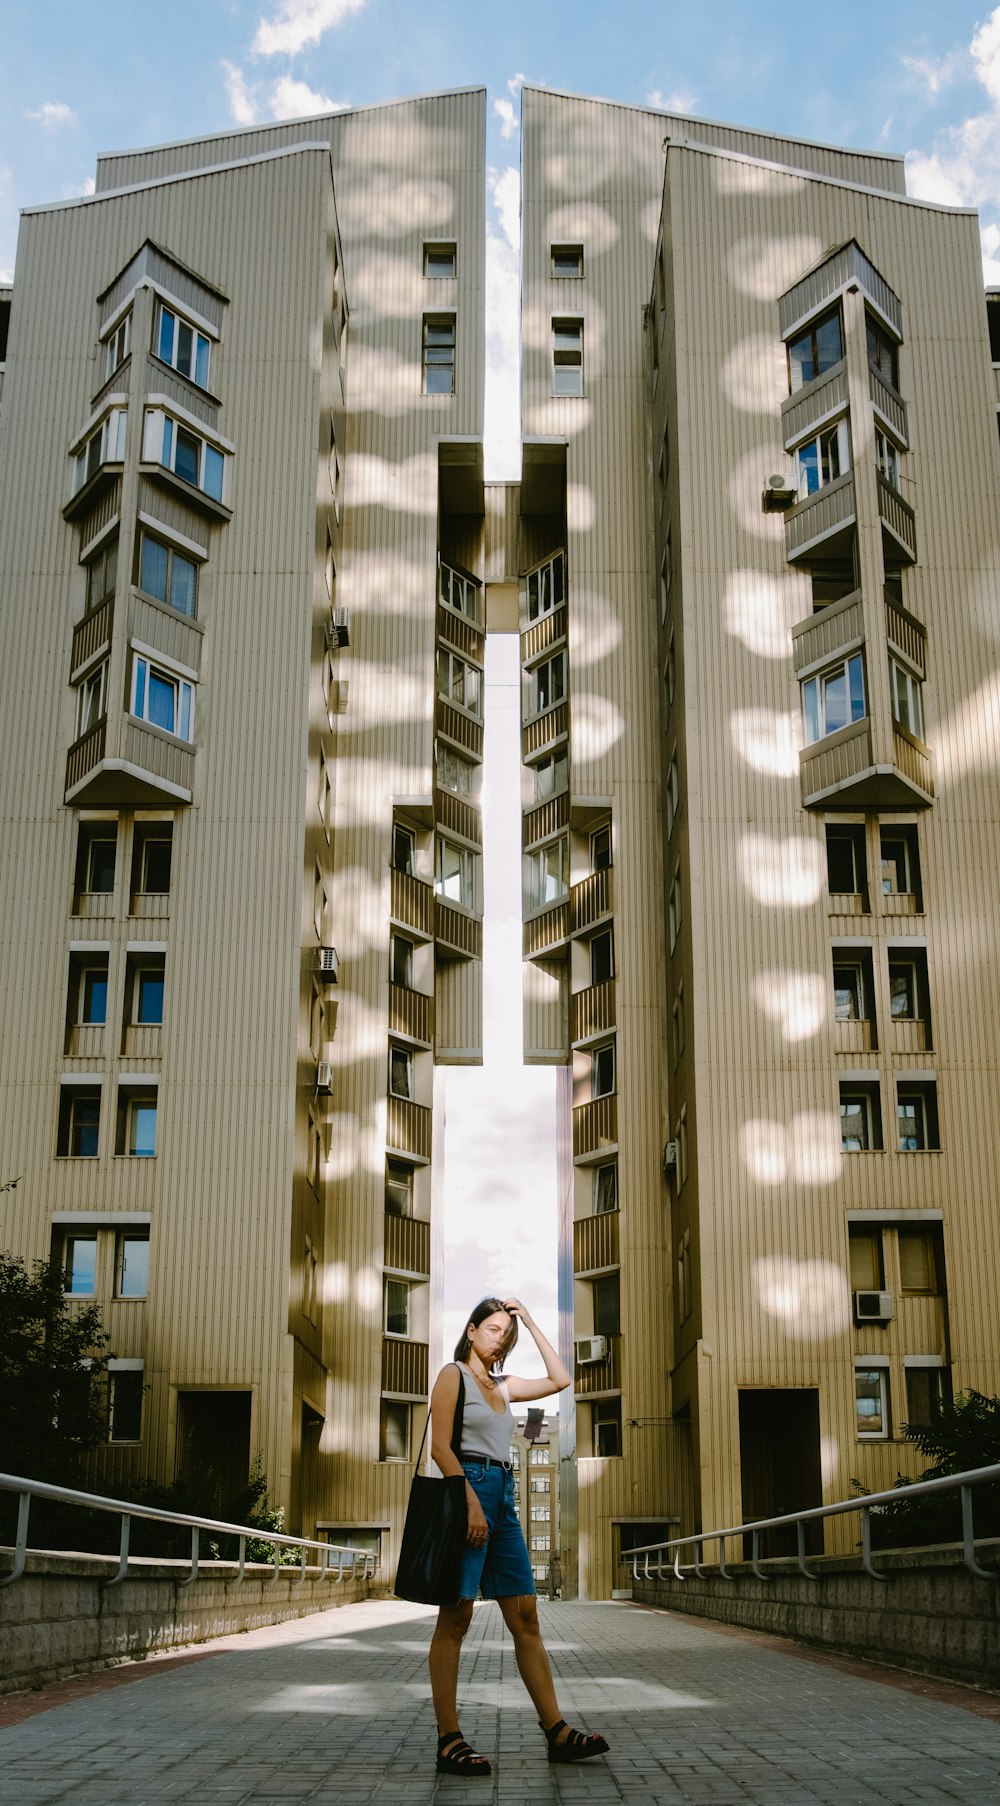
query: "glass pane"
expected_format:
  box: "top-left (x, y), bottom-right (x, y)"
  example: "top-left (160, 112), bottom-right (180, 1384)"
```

top-left (424, 364), bottom-right (453, 394)
top-left (71, 1098), bottom-right (100, 1157)
top-left (118, 1235), bottom-right (149, 1298)
top-left (129, 1102), bottom-right (157, 1156)
top-left (833, 965), bottom-right (861, 1020)
top-left (802, 678), bottom-right (819, 745)
top-left (425, 321), bottom-right (455, 346)
top-left (390, 1050), bottom-right (411, 1098)
top-left (64, 1234), bottom-right (98, 1294)
top-left (788, 331), bottom-right (812, 391)
top-left (840, 1098), bottom-right (868, 1150)
top-left (849, 1230), bottom-right (882, 1290)
top-left (593, 1045), bottom-right (614, 1097)
top-left (88, 839), bottom-right (116, 892)
top-left (81, 969), bottom-right (107, 1024)
top-left (176, 321), bottom-right (193, 378)
top-left (821, 425), bottom-right (841, 483)
top-left (823, 667), bottom-right (848, 735)
top-left (203, 444), bottom-right (224, 500)
top-left (898, 1099), bottom-right (924, 1151)
top-left (899, 1227), bottom-right (935, 1292)
top-left (136, 970), bottom-right (164, 1024)
top-left (110, 1371), bottom-right (143, 1440)
top-left (881, 838), bottom-right (909, 893)
top-left (595, 1165), bottom-right (617, 1214)
top-left (168, 554), bottom-right (197, 618)
top-left (140, 536), bottom-right (169, 602)
top-left (158, 308), bottom-right (175, 365)
top-left (815, 312), bottom-right (843, 373)
top-left (178, 683), bottom-right (192, 741)
top-left (553, 325), bottom-right (581, 351)
top-left (826, 833), bottom-right (858, 893)
top-left (174, 428), bottom-right (199, 486)
top-left (385, 1281), bottom-right (409, 1335)
top-left (195, 336), bottom-right (211, 388)
top-left (797, 440), bottom-right (820, 495)
top-left (855, 1370), bottom-right (885, 1434)
top-left (147, 672), bottom-right (176, 733)
top-left (890, 966), bottom-right (914, 1017)
top-left (848, 655), bottom-right (866, 721)
top-left (553, 364), bottom-right (582, 396)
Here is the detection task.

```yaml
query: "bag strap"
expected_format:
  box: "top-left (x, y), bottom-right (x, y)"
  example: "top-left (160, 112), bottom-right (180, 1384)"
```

top-left (413, 1362), bottom-right (465, 1474)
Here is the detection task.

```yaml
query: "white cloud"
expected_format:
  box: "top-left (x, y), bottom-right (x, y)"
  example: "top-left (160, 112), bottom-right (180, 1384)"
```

top-left (901, 49), bottom-right (967, 98)
top-left (223, 60), bottom-right (258, 126)
top-left (647, 86), bottom-right (698, 115)
top-left (269, 74), bottom-right (344, 120)
top-left (62, 177), bottom-right (96, 200)
top-left (252, 0), bottom-right (367, 57)
top-left (484, 164), bottom-right (521, 480)
top-left (905, 7), bottom-right (1000, 214)
top-left (25, 101), bottom-right (76, 129)
top-left (222, 60), bottom-right (344, 126)
top-left (494, 98), bottom-right (518, 139)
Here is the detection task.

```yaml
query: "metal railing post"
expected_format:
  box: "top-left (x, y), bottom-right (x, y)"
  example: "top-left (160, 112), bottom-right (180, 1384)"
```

top-left (177, 1524), bottom-right (200, 1587)
top-left (672, 1547), bottom-right (686, 1580)
top-left (0, 1490), bottom-right (31, 1588)
top-left (796, 1519), bottom-right (817, 1581)
top-left (961, 1485), bottom-right (997, 1581)
top-left (102, 1513), bottom-right (132, 1589)
top-left (860, 1507), bottom-right (886, 1582)
top-left (236, 1535), bottom-right (246, 1582)
top-left (693, 1539), bottom-right (704, 1578)
top-left (717, 1535), bottom-right (730, 1579)
top-left (750, 1529), bottom-right (770, 1582)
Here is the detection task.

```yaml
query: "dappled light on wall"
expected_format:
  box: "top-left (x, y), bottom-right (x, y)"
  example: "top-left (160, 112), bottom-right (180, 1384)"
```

top-left (726, 233), bottom-right (823, 300)
top-left (730, 708), bottom-right (799, 776)
top-left (739, 836), bottom-right (825, 907)
top-left (739, 1110), bottom-right (842, 1185)
top-left (723, 569), bottom-right (796, 659)
top-left (348, 452), bottom-right (437, 515)
top-left (721, 335), bottom-right (787, 417)
top-left (934, 669), bottom-right (1000, 783)
top-left (752, 1255), bottom-right (851, 1339)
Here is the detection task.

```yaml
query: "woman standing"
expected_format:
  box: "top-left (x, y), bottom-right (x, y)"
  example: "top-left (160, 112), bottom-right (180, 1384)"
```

top-left (427, 1295), bottom-right (610, 1777)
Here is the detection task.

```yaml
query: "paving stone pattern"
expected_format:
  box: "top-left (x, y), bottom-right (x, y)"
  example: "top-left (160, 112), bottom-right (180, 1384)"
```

top-left (2, 1597), bottom-right (999, 1805)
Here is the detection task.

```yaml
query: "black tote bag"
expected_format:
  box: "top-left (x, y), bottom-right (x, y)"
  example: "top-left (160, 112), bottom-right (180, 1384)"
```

top-left (394, 1364), bottom-right (467, 1605)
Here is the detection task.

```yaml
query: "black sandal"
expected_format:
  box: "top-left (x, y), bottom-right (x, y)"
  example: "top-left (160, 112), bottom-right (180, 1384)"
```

top-left (436, 1732), bottom-right (492, 1776)
top-left (542, 1718), bottom-right (610, 1763)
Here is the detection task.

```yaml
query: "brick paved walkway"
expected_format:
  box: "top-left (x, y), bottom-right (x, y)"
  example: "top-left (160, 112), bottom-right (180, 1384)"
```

top-left (2, 1598), bottom-right (999, 1805)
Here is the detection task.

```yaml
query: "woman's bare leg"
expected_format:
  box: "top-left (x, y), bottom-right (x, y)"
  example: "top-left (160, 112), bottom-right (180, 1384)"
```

top-left (496, 1594), bottom-right (561, 1728)
top-left (428, 1600), bottom-right (479, 1743)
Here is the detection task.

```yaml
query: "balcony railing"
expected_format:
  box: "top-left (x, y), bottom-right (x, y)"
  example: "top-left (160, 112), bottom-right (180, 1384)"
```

top-left (781, 363), bottom-right (848, 450)
top-left (885, 596), bottom-right (926, 678)
top-left (523, 899), bottom-right (569, 958)
top-left (833, 1017), bottom-right (878, 1054)
top-left (791, 590), bottom-right (863, 678)
top-left (388, 983), bottom-right (433, 1047)
top-left (384, 1212), bottom-right (431, 1278)
top-left (877, 472), bottom-right (917, 562)
top-left (573, 1093), bottom-right (618, 1159)
top-left (570, 867), bottom-right (614, 935)
top-left (521, 605), bottom-right (567, 665)
top-left (65, 716), bottom-right (107, 795)
top-left (435, 787), bottom-right (481, 846)
top-left (381, 1336), bottom-right (429, 1399)
top-left (574, 1332), bottom-right (621, 1397)
top-left (799, 717), bottom-right (873, 808)
top-left (437, 697), bottom-right (483, 759)
top-left (437, 604), bottom-right (484, 662)
top-left (572, 980), bottom-right (616, 1046)
top-left (574, 1210), bottom-right (620, 1275)
top-left (523, 792), bottom-right (569, 848)
top-left (785, 472), bottom-right (856, 562)
top-left (522, 700), bottom-right (568, 760)
top-left (391, 867), bottom-right (434, 939)
top-left (70, 596), bottom-right (114, 680)
top-left (869, 365), bottom-right (909, 446)
top-left (435, 901), bottom-right (482, 960)
top-left (891, 724), bottom-right (933, 798)
top-left (386, 1095), bottom-right (432, 1161)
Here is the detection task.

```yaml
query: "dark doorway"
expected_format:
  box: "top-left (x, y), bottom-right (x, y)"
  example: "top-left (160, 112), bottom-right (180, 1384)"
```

top-left (738, 1388), bottom-right (823, 1558)
top-left (176, 1389), bottom-right (251, 1509)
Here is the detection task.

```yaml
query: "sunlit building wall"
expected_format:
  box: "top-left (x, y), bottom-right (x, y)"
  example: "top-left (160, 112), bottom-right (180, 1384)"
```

top-left (0, 90), bottom-right (486, 1565)
top-left (521, 89), bottom-right (1000, 1596)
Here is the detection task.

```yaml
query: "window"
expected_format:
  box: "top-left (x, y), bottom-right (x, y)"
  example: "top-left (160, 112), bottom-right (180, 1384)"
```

top-left (389, 1044), bottom-right (413, 1101)
top-left (530, 1505), bottom-right (550, 1521)
top-left (138, 531), bottom-right (199, 619)
top-left (76, 822), bottom-right (116, 897)
top-left (826, 824), bottom-right (867, 901)
top-left (888, 951), bottom-right (929, 1024)
top-left (880, 827), bottom-right (920, 902)
top-left (117, 1090), bottom-right (158, 1157)
top-left (668, 862), bottom-right (682, 951)
top-left (435, 838), bottom-right (476, 910)
top-left (531, 1535), bottom-right (551, 1551)
top-left (127, 955), bottom-right (165, 1026)
top-left (391, 934), bottom-right (413, 990)
top-left (787, 307), bottom-right (843, 392)
top-left (855, 1366), bottom-right (889, 1438)
top-left (72, 957), bottom-right (108, 1026)
top-left (392, 824), bottom-right (415, 875)
top-left (380, 1400), bottom-right (411, 1460)
top-left (660, 536), bottom-right (674, 623)
top-left (143, 409), bottom-right (225, 502)
top-left (665, 630), bottom-right (676, 710)
top-left (866, 314), bottom-right (899, 389)
top-left (848, 1226), bottom-right (884, 1291)
top-left (131, 654), bottom-right (194, 741)
top-left (57, 1088), bottom-right (100, 1158)
top-left (424, 243), bottom-right (456, 279)
top-left (73, 409), bottom-right (127, 494)
top-left (592, 1399), bottom-right (622, 1458)
top-left (85, 535), bottom-right (118, 615)
top-left (591, 825), bottom-right (612, 871)
top-left (131, 822), bottom-right (173, 898)
top-left (384, 1278), bottom-right (409, 1337)
top-left (898, 1225), bottom-right (943, 1295)
top-left (658, 420), bottom-right (670, 498)
top-left (103, 312), bottom-right (131, 379)
top-left (437, 744), bottom-right (475, 796)
top-left (802, 653), bottom-right (865, 745)
top-left (897, 1082), bottom-right (939, 1151)
top-left (525, 552), bottom-right (565, 621)
top-left (677, 1228), bottom-right (692, 1323)
top-left (552, 318), bottom-right (583, 395)
top-left (530, 1475), bottom-right (550, 1493)
top-left (812, 546), bottom-right (858, 607)
top-left (875, 428), bottom-right (901, 491)
top-left (839, 1082), bottom-right (882, 1151)
top-left (794, 419), bottom-right (850, 498)
top-left (666, 751), bottom-right (679, 838)
top-left (529, 1445), bottom-right (548, 1465)
top-left (530, 652), bottom-right (566, 715)
top-left (592, 1042), bottom-right (615, 1099)
top-left (422, 314), bottom-right (455, 394)
top-left (533, 748), bottom-right (568, 803)
top-left (590, 930), bottom-right (614, 987)
top-left (76, 662), bottom-right (108, 737)
top-left (526, 836), bottom-right (568, 912)
top-left (439, 562), bottom-right (479, 620)
top-left (551, 244), bottom-right (583, 278)
top-left (593, 1272), bottom-right (620, 1338)
top-left (156, 304), bottom-right (211, 388)
top-left (116, 1230), bottom-right (149, 1299)
top-left (905, 1365), bottom-right (949, 1429)
top-left (385, 1158), bottom-right (413, 1217)
top-left (593, 1163), bottom-right (617, 1215)
top-left (889, 658), bottom-right (924, 740)
top-left (62, 1232), bottom-right (98, 1295)
top-left (437, 648), bottom-right (482, 715)
top-left (832, 955), bottom-right (871, 1023)
top-left (108, 1366), bottom-right (144, 1443)
top-left (303, 1239), bottom-right (318, 1324)
top-left (672, 985), bottom-right (685, 1064)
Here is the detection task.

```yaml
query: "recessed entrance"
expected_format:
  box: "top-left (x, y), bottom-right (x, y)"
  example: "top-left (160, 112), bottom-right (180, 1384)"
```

top-left (738, 1387), bottom-right (823, 1557)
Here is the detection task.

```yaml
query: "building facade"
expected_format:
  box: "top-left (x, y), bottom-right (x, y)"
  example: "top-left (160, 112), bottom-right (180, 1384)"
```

top-left (510, 1412), bottom-right (560, 1596)
top-left (2, 86), bottom-right (1000, 1599)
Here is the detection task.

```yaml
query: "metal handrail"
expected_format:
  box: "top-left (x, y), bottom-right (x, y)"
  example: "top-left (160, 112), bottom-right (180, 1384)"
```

top-left (0, 1471), bottom-right (380, 1591)
top-left (622, 1462), bottom-right (1000, 1586)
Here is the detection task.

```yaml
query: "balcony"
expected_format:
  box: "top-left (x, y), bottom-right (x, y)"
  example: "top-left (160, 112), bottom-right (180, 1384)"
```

top-left (869, 365), bottom-right (909, 447)
top-left (386, 1095), bottom-right (432, 1162)
top-left (70, 597), bottom-right (114, 681)
top-left (800, 717), bottom-right (930, 811)
top-left (833, 1017), bottom-right (878, 1055)
top-left (388, 983), bottom-right (433, 1047)
top-left (792, 590), bottom-right (863, 678)
top-left (891, 725), bottom-right (933, 799)
top-left (391, 868), bottom-right (434, 939)
top-left (523, 899), bottom-right (569, 959)
top-left (877, 472), bottom-right (917, 563)
top-left (572, 980), bottom-right (616, 1046)
top-left (574, 1332), bottom-right (621, 1398)
top-left (781, 362), bottom-right (848, 449)
top-left (521, 604), bottom-right (567, 665)
top-left (437, 603), bottom-right (484, 663)
top-left (437, 697), bottom-right (483, 760)
top-left (573, 1094), bottom-right (618, 1160)
top-left (435, 787), bottom-right (481, 846)
top-left (523, 793), bottom-right (569, 849)
top-left (384, 1212), bottom-right (431, 1278)
top-left (522, 700), bottom-right (568, 761)
top-left (435, 901), bottom-right (482, 960)
top-left (891, 1017), bottom-right (931, 1056)
top-left (65, 713), bottom-right (195, 807)
top-left (63, 462), bottom-right (124, 524)
top-left (574, 1210), bottom-right (620, 1275)
top-left (785, 471), bottom-right (856, 563)
top-left (381, 1336), bottom-right (429, 1399)
top-left (885, 594), bottom-right (926, 677)
top-left (570, 867), bottom-right (614, 935)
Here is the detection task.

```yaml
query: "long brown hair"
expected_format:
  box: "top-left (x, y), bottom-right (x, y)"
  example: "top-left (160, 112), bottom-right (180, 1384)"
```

top-left (454, 1296), bottom-right (518, 1371)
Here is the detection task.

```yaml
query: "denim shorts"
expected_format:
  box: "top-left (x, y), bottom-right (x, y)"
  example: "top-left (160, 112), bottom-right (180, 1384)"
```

top-left (457, 1461), bottom-right (537, 1602)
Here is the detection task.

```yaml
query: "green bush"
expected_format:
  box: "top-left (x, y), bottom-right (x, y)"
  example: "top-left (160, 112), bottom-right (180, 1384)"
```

top-left (858, 1390), bottom-right (1000, 1549)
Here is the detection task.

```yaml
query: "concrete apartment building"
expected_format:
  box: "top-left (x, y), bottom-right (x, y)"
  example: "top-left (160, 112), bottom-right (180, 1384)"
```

top-left (2, 85), bottom-right (1000, 1597)
top-left (511, 1412), bottom-right (560, 1596)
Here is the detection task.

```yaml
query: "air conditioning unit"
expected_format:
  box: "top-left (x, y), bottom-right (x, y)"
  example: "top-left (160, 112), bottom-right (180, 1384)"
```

top-left (316, 1060), bottom-right (334, 1095)
top-left (854, 1289), bottom-right (894, 1323)
top-left (327, 607), bottom-right (351, 650)
top-left (762, 472), bottom-right (797, 512)
top-left (663, 1140), bottom-right (678, 1173)
top-left (575, 1335), bottom-right (609, 1365)
top-left (318, 945), bottom-right (339, 983)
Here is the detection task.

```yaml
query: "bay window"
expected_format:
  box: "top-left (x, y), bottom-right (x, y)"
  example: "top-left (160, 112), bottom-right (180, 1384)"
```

top-left (794, 418), bottom-right (849, 498)
top-left (143, 408), bottom-right (227, 503)
top-left (156, 303), bottom-right (212, 389)
top-left (889, 657), bottom-right (924, 740)
top-left (802, 652), bottom-right (865, 745)
top-left (435, 837), bottom-right (476, 909)
top-left (787, 307), bottom-right (843, 392)
top-left (525, 835), bottom-right (568, 912)
top-left (131, 653), bottom-right (194, 742)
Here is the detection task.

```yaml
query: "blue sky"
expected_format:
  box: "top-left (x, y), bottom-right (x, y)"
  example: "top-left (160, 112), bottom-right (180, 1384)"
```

top-left (6, 0), bottom-right (1000, 1370)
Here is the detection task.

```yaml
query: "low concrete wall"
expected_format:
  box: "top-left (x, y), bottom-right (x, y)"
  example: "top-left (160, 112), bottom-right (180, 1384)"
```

top-left (0, 1551), bottom-right (386, 1695)
top-left (632, 1541), bottom-right (1000, 1687)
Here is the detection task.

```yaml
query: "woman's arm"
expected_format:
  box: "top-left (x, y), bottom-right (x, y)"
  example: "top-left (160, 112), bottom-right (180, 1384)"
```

top-left (502, 1298), bottom-right (572, 1401)
top-left (429, 1363), bottom-right (489, 1544)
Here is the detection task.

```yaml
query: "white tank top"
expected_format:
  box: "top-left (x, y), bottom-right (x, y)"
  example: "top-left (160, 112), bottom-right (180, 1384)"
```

top-left (456, 1363), bottom-right (514, 1462)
